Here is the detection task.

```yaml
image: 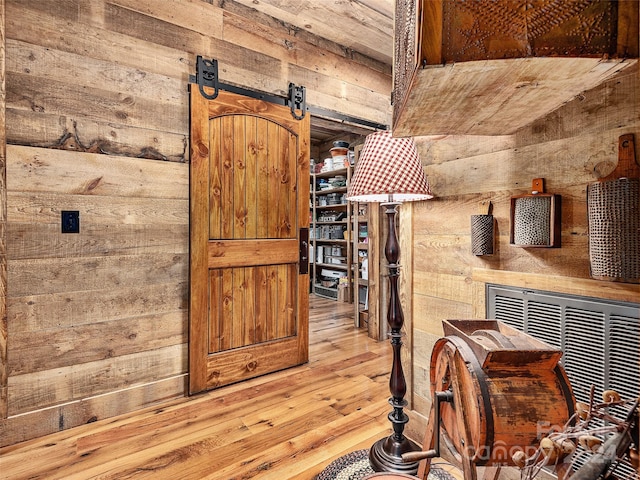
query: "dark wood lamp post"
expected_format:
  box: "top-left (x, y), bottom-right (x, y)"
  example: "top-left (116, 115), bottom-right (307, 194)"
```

top-left (346, 130), bottom-right (433, 475)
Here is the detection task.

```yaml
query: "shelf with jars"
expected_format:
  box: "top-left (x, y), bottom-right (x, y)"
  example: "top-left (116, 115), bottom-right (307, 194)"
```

top-left (309, 142), bottom-right (353, 301)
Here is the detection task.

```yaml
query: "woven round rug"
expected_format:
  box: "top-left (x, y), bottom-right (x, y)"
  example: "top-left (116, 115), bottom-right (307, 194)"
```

top-left (315, 449), bottom-right (455, 480)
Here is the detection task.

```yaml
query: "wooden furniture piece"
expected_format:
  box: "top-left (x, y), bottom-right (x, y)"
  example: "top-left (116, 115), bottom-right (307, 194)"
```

top-left (392, 0), bottom-right (639, 136)
top-left (351, 144), bottom-right (382, 335)
top-left (405, 319), bottom-right (575, 480)
top-left (353, 202), bottom-right (371, 323)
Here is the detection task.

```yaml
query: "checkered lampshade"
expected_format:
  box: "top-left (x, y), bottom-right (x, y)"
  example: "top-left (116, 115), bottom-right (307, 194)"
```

top-left (347, 130), bottom-right (433, 203)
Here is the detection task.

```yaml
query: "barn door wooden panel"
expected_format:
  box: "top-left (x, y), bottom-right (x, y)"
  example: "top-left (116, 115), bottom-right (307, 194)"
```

top-left (189, 88), bottom-right (310, 395)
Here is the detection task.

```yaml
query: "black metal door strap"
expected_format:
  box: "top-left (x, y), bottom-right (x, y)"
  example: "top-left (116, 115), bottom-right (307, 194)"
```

top-left (189, 55), bottom-right (387, 130)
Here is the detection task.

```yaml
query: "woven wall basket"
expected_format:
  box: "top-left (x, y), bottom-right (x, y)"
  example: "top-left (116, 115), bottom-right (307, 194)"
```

top-left (587, 134), bottom-right (640, 283)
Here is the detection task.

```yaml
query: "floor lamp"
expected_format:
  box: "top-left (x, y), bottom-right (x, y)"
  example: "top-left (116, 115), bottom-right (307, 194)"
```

top-left (346, 130), bottom-right (433, 475)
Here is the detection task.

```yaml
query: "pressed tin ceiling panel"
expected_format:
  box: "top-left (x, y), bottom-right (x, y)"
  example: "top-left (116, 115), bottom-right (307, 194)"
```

top-left (441, 0), bottom-right (619, 62)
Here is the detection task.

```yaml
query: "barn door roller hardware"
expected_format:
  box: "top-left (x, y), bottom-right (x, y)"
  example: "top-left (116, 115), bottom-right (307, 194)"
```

top-left (190, 55), bottom-right (306, 120)
top-left (189, 56), bottom-right (387, 130)
top-left (288, 83), bottom-right (305, 120)
top-left (191, 56), bottom-right (219, 100)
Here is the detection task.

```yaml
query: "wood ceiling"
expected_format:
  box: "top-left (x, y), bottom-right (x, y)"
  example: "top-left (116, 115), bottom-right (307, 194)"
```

top-left (232, 0), bottom-right (395, 65)
top-left (231, 0), bottom-right (396, 145)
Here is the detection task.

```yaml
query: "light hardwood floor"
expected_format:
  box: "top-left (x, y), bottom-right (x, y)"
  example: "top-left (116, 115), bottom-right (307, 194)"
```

top-left (0, 295), bottom-right (410, 479)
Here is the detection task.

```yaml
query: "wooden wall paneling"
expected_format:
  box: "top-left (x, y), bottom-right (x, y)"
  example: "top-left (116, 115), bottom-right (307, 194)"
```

top-left (405, 329), bottom-right (439, 446)
top-left (7, 72), bottom-right (186, 134)
top-left (287, 64), bottom-right (391, 127)
top-left (8, 282), bottom-right (186, 333)
top-left (5, 0), bottom-right (195, 162)
top-left (221, 8), bottom-right (391, 91)
top-left (106, 0), bottom-right (391, 125)
top-left (5, 3), bottom-right (190, 81)
top-left (414, 135), bottom-right (516, 166)
top-left (107, 0), bottom-right (225, 42)
top-left (0, 0), bottom-right (394, 447)
top-left (8, 253), bottom-right (187, 298)
top-left (472, 268), bottom-right (640, 306)
top-left (6, 40), bottom-right (185, 106)
top-left (6, 0), bottom-right (391, 153)
top-left (5, 144), bottom-right (189, 424)
top-left (6, 0), bottom-right (104, 25)
top-left (415, 233), bottom-right (593, 281)
top-left (0, 375), bottom-right (187, 447)
top-left (221, 0), bottom-right (390, 74)
top-left (412, 295), bottom-right (472, 338)
top-left (8, 310), bottom-right (186, 376)
top-left (367, 204), bottom-right (382, 341)
top-left (5, 39), bottom-right (188, 160)
top-left (413, 270), bottom-right (473, 305)
top-left (6, 108), bottom-right (188, 162)
top-left (8, 343), bottom-right (186, 415)
top-left (7, 222), bottom-right (187, 260)
top-left (422, 127), bottom-right (640, 198)
top-left (411, 186), bottom-right (590, 240)
top-left (10, 192), bottom-right (160, 227)
top-left (412, 193), bottom-right (507, 238)
top-left (0, 0), bottom-right (7, 420)
top-left (104, 4), bottom-right (218, 62)
top-left (7, 146), bottom-right (188, 197)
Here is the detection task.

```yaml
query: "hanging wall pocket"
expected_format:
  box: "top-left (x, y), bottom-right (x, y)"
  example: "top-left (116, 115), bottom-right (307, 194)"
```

top-left (587, 134), bottom-right (639, 283)
top-left (510, 178), bottom-right (561, 248)
top-left (471, 201), bottom-right (494, 256)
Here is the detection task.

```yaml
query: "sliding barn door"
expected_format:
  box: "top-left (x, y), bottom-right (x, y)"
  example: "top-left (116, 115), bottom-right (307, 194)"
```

top-left (189, 88), bottom-right (310, 394)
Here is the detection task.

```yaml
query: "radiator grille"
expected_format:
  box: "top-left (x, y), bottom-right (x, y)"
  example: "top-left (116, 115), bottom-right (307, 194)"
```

top-left (493, 295), bottom-right (524, 330)
top-left (528, 301), bottom-right (562, 349)
top-left (564, 307), bottom-right (607, 398)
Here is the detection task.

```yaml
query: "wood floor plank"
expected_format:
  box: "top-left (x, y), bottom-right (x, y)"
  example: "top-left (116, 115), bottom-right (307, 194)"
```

top-left (204, 403), bottom-right (391, 480)
top-left (0, 296), bottom-right (416, 480)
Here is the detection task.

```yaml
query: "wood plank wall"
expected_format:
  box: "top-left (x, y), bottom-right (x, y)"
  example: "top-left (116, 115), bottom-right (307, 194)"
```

top-left (405, 63), bottom-right (640, 443)
top-left (0, 0), bottom-right (7, 420)
top-left (0, 0), bottom-right (391, 446)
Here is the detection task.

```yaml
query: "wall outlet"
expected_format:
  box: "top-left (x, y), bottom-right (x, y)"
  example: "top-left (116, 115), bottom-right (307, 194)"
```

top-left (61, 211), bottom-right (80, 233)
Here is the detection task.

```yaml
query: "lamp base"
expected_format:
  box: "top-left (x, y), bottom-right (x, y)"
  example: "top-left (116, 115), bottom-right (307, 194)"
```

top-left (369, 434), bottom-right (421, 475)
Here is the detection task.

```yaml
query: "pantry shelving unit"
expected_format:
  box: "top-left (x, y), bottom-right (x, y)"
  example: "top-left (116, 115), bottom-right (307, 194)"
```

top-left (309, 165), bottom-right (353, 301)
top-left (350, 144), bottom-right (381, 335)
